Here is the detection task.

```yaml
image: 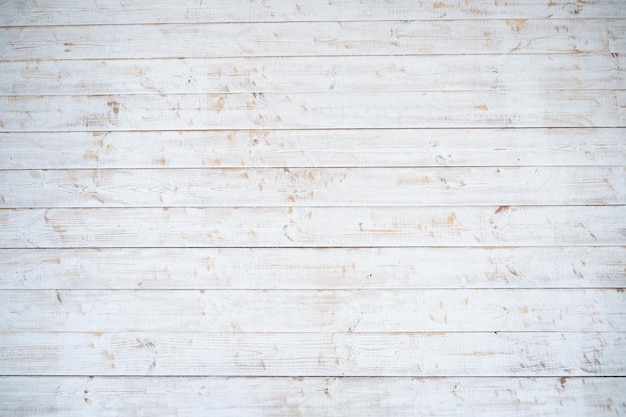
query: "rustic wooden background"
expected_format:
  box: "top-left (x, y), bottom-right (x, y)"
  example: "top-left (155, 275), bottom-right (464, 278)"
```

top-left (1, 0), bottom-right (625, 415)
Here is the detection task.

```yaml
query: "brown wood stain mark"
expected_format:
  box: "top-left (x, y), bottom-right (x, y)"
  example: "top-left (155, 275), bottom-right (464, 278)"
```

top-left (43, 257), bottom-right (61, 264)
top-left (506, 19), bottom-right (528, 32)
top-left (495, 206), bottom-right (509, 215)
top-left (106, 101), bottom-right (119, 115)
top-left (153, 157), bottom-right (167, 166)
top-left (84, 151), bottom-right (99, 161)
top-left (214, 95), bottom-right (226, 113)
top-left (432, 1), bottom-right (446, 9)
top-left (397, 176), bottom-right (430, 185)
top-left (475, 104), bottom-right (489, 110)
top-left (519, 306), bottom-right (529, 313)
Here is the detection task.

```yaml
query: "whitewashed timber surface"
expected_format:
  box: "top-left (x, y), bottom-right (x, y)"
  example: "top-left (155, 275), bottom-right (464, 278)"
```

top-left (0, 1), bottom-right (625, 416)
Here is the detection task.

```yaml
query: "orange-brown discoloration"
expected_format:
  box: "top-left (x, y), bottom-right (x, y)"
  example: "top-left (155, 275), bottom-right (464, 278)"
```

top-left (153, 157), bottom-right (167, 166)
top-left (214, 95), bottom-right (226, 113)
top-left (506, 19), bottom-right (528, 32)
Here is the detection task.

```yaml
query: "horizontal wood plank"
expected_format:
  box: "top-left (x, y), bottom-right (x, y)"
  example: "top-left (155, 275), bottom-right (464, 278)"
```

top-left (1, 247), bottom-right (624, 290)
top-left (0, 331), bottom-right (623, 376)
top-left (2, 54), bottom-right (624, 96)
top-left (2, 0), bottom-right (625, 25)
top-left (3, 289), bottom-right (624, 332)
top-left (1, 376), bottom-right (624, 417)
top-left (1, 167), bottom-right (624, 208)
top-left (0, 19), bottom-right (610, 61)
top-left (0, 91), bottom-right (620, 131)
top-left (1, 128), bottom-right (625, 169)
top-left (2, 206), bottom-right (624, 248)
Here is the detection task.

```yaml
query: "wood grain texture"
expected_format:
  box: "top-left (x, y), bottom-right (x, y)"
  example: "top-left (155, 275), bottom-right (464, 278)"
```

top-left (2, 247), bottom-right (624, 290)
top-left (1, 376), bottom-right (624, 417)
top-left (3, 289), bottom-right (624, 332)
top-left (3, 54), bottom-right (624, 96)
top-left (2, 128), bottom-right (624, 169)
top-left (2, 0), bottom-right (625, 413)
top-left (1, 167), bottom-right (624, 208)
top-left (0, 19), bottom-right (610, 61)
top-left (1, 331), bottom-right (623, 376)
top-left (609, 20), bottom-right (626, 53)
top-left (618, 90), bottom-right (626, 125)
top-left (2, 0), bottom-right (625, 25)
top-left (0, 91), bottom-right (620, 132)
top-left (1, 206), bottom-right (624, 248)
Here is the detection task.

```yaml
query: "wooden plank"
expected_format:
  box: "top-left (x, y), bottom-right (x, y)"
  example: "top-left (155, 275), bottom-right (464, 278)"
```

top-left (2, 206), bottom-right (624, 248)
top-left (2, 54), bottom-right (624, 96)
top-left (1, 376), bottom-right (624, 417)
top-left (2, 167), bottom-right (624, 208)
top-left (1, 247), bottom-right (624, 290)
top-left (0, 91), bottom-right (619, 132)
top-left (1, 128), bottom-right (625, 169)
top-left (0, 331), bottom-right (623, 376)
top-left (2, 289), bottom-right (624, 332)
top-left (2, 0), bottom-right (625, 25)
top-left (0, 19), bottom-right (610, 61)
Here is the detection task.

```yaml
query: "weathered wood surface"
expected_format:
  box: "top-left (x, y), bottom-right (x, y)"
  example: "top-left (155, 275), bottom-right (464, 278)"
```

top-left (2, 129), bottom-right (625, 169)
top-left (1, 206), bottom-right (624, 248)
top-left (2, 0), bottom-right (625, 414)
top-left (1, 167), bottom-right (624, 208)
top-left (0, 20), bottom-right (612, 60)
top-left (1, 376), bottom-right (624, 417)
top-left (1, 332), bottom-right (623, 376)
top-left (2, 0), bottom-right (625, 25)
top-left (0, 91), bottom-right (621, 131)
top-left (2, 289), bottom-right (624, 332)
top-left (3, 54), bottom-right (624, 96)
top-left (2, 247), bottom-right (624, 290)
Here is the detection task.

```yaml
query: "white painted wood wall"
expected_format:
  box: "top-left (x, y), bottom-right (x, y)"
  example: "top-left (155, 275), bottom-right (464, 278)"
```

top-left (1, 1), bottom-right (625, 415)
